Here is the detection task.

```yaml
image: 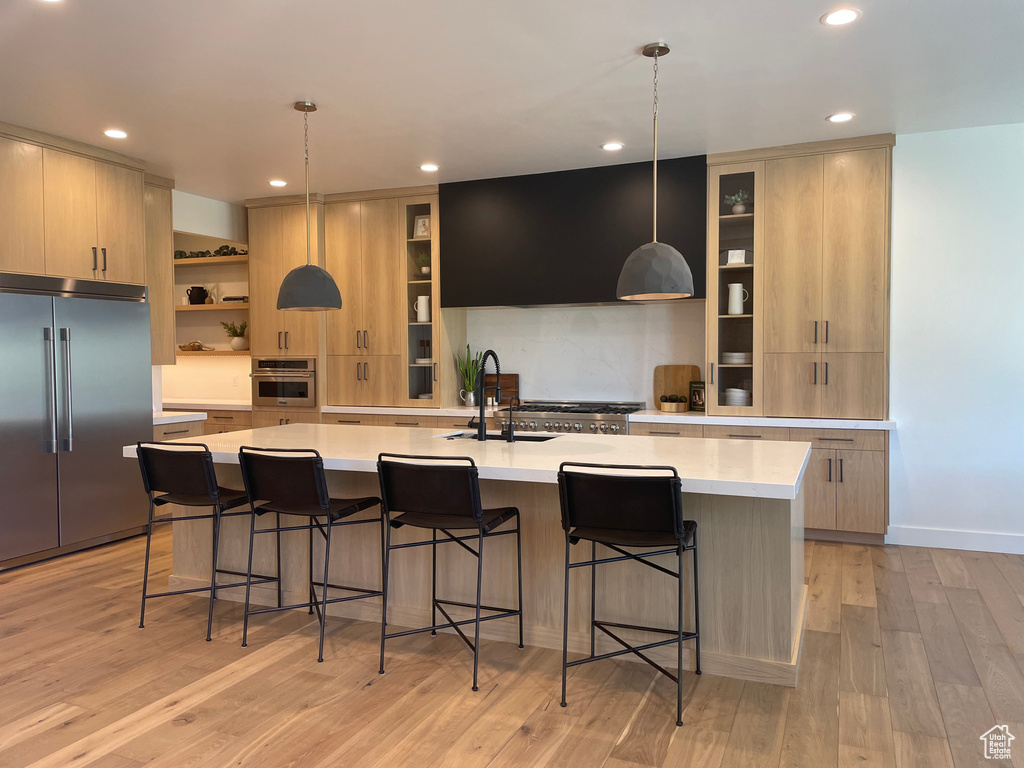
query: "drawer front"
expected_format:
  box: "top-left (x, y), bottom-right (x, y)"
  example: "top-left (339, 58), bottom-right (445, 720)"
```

top-left (379, 415), bottom-right (438, 429)
top-left (204, 410), bottom-right (252, 428)
top-left (153, 421), bottom-right (203, 441)
top-left (203, 423), bottom-right (251, 435)
top-left (321, 414), bottom-right (380, 426)
top-left (789, 428), bottom-right (885, 452)
top-left (629, 422), bottom-right (704, 438)
top-left (704, 425), bottom-right (791, 441)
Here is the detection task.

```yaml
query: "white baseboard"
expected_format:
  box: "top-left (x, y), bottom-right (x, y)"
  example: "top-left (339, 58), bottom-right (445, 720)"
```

top-left (886, 525), bottom-right (1024, 555)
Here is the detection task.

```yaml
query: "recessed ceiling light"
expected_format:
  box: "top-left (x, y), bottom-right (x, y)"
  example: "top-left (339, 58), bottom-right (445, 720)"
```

top-left (420, 163), bottom-right (439, 172)
top-left (269, 179), bottom-right (287, 187)
top-left (104, 129), bottom-right (127, 139)
top-left (601, 142), bottom-right (624, 151)
top-left (820, 8), bottom-right (861, 25)
top-left (826, 112), bottom-right (855, 123)
top-left (39, 0), bottom-right (62, 3)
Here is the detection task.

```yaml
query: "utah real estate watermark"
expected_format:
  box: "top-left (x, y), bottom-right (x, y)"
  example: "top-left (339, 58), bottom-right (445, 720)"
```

top-left (980, 725), bottom-right (1014, 760)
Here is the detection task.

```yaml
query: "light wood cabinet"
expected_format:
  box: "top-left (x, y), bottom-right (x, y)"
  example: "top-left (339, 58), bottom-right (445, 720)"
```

top-left (144, 180), bottom-right (175, 365)
top-left (43, 149), bottom-right (98, 279)
top-left (153, 420), bottom-right (203, 441)
top-left (763, 353), bottom-right (819, 418)
top-left (252, 409), bottom-right (320, 429)
top-left (321, 413), bottom-right (380, 426)
top-left (248, 203), bottom-right (323, 357)
top-left (804, 449), bottom-right (838, 530)
top-left (202, 410), bottom-right (251, 434)
top-left (703, 424), bottom-right (791, 441)
top-left (0, 137), bottom-right (44, 274)
top-left (324, 201), bottom-right (363, 355)
top-left (326, 355), bottom-right (401, 407)
top-left (96, 163), bottom-right (145, 284)
top-left (764, 155), bottom-right (823, 354)
top-left (378, 414), bottom-right (438, 428)
top-left (628, 422), bottom-right (704, 438)
top-left (835, 449), bottom-right (886, 533)
top-left (820, 353), bottom-right (886, 420)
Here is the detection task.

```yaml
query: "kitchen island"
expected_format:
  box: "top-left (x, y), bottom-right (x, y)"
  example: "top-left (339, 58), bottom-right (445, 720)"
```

top-left (124, 424), bottom-right (810, 685)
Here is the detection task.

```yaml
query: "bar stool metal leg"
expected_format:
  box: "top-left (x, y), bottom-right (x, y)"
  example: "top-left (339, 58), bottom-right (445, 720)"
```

top-left (516, 514), bottom-right (524, 649)
top-left (241, 511), bottom-right (257, 648)
top-left (139, 499), bottom-right (156, 629)
top-left (693, 531), bottom-right (701, 675)
top-left (206, 505), bottom-right (222, 642)
top-left (318, 516), bottom-right (333, 663)
top-left (472, 528), bottom-right (484, 692)
top-left (378, 519), bottom-right (391, 675)
top-left (677, 543), bottom-right (684, 726)
top-left (560, 532), bottom-right (571, 708)
top-left (431, 529), bottom-right (437, 636)
top-left (308, 524), bottom-right (315, 615)
top-left (590, 540), bottom-right (597, 658)
top-left (276, 512), bottom-right (283, 609)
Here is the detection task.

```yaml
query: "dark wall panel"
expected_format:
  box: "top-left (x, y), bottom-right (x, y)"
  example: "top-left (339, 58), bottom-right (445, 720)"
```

top-left (439, 155), bottom-right (706, 307)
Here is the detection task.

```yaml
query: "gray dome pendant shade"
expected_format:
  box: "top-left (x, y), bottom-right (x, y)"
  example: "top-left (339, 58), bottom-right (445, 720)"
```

top-left (277, 101), bottom-right (343, 311)
top-left (616, 43), bottom-right (694, 302)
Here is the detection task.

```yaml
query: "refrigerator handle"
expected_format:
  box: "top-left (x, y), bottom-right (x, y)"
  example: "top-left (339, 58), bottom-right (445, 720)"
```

top-left (59, 327), bottom-right (73, 452)
top-left (44, 328), bottom-right (57, 453)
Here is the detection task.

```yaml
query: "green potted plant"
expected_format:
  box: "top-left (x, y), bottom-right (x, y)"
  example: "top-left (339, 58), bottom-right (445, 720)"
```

top-left (221, 320), bottom-right (248, 351)
top-left (455, 344), bottom-right (483, 407)
top-left (415, 251), bottom-right (431, 277)
top-left (724, 190), bottom-right (752, 214)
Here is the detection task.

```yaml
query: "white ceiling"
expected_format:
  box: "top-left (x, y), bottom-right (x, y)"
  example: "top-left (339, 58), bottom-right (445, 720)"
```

top-left (1, 0), bottom-right (1021, 202)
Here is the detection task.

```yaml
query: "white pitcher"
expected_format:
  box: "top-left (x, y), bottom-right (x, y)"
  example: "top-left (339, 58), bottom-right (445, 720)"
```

top-left (727, 283), bottom-right (749, 315)
top-left (414, 295), bottom-right (430, 323)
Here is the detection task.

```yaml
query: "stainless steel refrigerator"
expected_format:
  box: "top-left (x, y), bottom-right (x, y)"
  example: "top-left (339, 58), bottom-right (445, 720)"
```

top-left (1, 273), bottom-right (152, 568)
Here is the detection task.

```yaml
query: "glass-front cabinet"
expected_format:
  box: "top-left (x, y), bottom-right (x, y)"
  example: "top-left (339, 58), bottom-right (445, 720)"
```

top-left (706, 161), bottom-right (764, 415)
top-left (401, 194), bottom-right (439, 405)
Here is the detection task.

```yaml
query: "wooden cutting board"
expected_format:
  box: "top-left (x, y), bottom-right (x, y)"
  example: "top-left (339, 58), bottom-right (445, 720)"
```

top-left (653, 365), bottom-right (702, 411)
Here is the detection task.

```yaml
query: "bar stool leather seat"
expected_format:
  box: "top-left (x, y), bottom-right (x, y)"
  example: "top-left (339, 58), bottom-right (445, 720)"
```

top-left (569, 520), bottom-right (697, 549)
top-left (152, 488), bottom-right (248, 509)
top-left (252, 496), bottom-right (381, 521)
top-left (390, 507), bottom-right (518, 533)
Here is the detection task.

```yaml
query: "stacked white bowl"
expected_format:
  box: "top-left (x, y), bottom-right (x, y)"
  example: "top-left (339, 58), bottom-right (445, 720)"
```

top-left (722, 352), bottom-right (753, 365)
top-left (725, 388), bottom-right (752, 407)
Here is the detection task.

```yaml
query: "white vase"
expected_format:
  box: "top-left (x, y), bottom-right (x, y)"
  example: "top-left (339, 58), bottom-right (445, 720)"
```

top-left (732, 203), bottom-right (747, 214)
top-left (727, 283), bottom-right (749, 315)
top-left (230, 336), bottom-right (249, 351)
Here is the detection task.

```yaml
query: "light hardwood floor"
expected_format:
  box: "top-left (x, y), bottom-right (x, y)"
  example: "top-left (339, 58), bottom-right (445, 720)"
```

top-left (2, 532), bottom-right (1023, 767)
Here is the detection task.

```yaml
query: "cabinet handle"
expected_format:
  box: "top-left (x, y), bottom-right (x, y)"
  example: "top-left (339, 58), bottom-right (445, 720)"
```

top-left (824, 361), bottom-right (829, 385)
top-left (363, 330), bottom-right (369, 350)
top-left (212, 415), bottom-right (232, 420)
top-left (824, 321), bottom-right (830, 344)
top-left (278, 331), bottom-right (282, 350)
top-left (363, 362), bottom-right (369, 380)
top-left (286, 418), bottom-right (291, 424)
top-left (278, 419), bottom-right (284, 425)
top-left (814, 321), bottom-right (818, 344)
top-left (395, 421), bottom-right (419, 426)
top-left (92, 247), bottom-right (98, 272)
top-left (433, 362), bottom-right (438, 382)
top-left (839, 458), bottom-right (844, 482)
top-left (101, 247), bottom-right (107, 273)
top-left (651, 430), bottom-right (681, 436)
top-left (60, 328), bottom-right (73, 452)
top-left (813, 362), bottom-right (818, 385)
top-left (356, 330), bottom-right (362, 349)
top-left (334, 419), bottom-right (362, 424)
top-left (709, 362), bottom-right (714, 385)
top-left (728, 434), bottom-right (762, 439)
top-left (284, 331), bottom-right (289, 349)
top-left (828, 458), bottom-right (833, 482)
top-left (817, 437), bottom-right (854, 442)
top-left (356, 362), bottom-right (362, 381)
top-left (163, 428), bottom-right (189, 436)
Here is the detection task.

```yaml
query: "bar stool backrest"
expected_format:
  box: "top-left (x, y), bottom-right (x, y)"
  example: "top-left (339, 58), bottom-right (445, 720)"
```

top-left (557, 462), bottom-right (685, 540)
top-left (377, 453), bottom-right (483, 523)
top-left (136, 442), bottom-right (219, 502)
top-left (238, 446), bottom-right (330, 513)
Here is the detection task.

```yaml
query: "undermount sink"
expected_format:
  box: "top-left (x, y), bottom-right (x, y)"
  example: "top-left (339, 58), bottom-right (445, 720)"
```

top-left (437, 431), bottom-right (560, 443)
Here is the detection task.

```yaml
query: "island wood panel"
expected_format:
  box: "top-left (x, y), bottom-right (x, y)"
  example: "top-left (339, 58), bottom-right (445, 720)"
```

top-left (168, 469), bottom-right (806, 686)
top-left (764, 154), bottom-right (823, 354)
top-left (822, 149), bottom-right (888, 354)
top-left (0, 136), bottom-right (44, 274)
top-left (42, 148), bottom-right (98, 280)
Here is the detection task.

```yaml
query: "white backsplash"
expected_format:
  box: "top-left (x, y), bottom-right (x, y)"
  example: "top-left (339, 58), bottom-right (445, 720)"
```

top-left (464, 301), bottom-right (706, 406)
top-left (161, 356), bottom-right (252, 402)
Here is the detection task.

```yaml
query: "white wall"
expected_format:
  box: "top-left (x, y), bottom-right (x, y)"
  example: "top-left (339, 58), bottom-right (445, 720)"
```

top-left (162, 356), bottom-right (252, 403)
top-left (465, 301), bottom-right (706, 405)
top-left (888, 124), bottom-right (1024, 554)
top-left (172, 190), bottom-right (247, 243)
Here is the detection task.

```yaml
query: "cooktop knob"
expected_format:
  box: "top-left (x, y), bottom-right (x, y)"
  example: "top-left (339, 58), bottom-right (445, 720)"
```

top-left (610, 424), bottom-right (620, 433)
top-left (529, 422), bottom-right (537, 430)
top-left (589, 423), bottom-right (598, 432)
top-left (599, 423), bottom-right (609, 433)
top-left (544, 422), bottom-right (552, 430)
top-left (573, 423), bottom-right (582, 432)
top-left (553, 422), bottom-right (562, 431)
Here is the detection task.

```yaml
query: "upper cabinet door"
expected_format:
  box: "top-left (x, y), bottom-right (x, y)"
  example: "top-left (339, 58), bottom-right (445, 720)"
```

top-left (96, 163), bottom-right (145, 284)
top-left (820, 352), bottom-right (886, 420)
top-left (360, 198), bottom-right (402, 355)
top-left (822, 149), bottom-right (888, 353)
top-left (144, 184), bottom-right (175, 365)
top-left (43, 149), bottom-right (98, 280)
top-left (247, 206), bottom-right (286, 356)
top-left (325, 201), bottom-right (363, 356)
top-left (764, 155), bottom-right (823, 354)
top-left (280, 204), bottom-right (321, 356)
top-left (0, 137), bottom-right (44, 275)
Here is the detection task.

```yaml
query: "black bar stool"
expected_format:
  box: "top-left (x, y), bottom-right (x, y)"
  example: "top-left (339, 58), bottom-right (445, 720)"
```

top-left (376, 453), bottom-right (524, 691)
top-left (135, 441), bottom-right (280, 641)
top-left (237, 446), bottom-right (384, 662)
top-left (557, 461), bottom-right (700, 727)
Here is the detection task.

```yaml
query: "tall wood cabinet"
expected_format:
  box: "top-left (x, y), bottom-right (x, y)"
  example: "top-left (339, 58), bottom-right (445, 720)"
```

top-left (710, 136), bottom-right (893, 421)
top-left (144, 175), bottom-right (176, 365)
top-left (247, 201), bottom-right (324, 357)
top-left (0, 136), bottom-right (44, 274)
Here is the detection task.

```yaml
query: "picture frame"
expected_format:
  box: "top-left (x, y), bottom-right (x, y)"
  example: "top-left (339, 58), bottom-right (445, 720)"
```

top-left (689, 381), bottom-right (706, 412)
top-left (726, 249), bottom-right (751, 265)
top-left (412, 215), bottom-right (431, 239)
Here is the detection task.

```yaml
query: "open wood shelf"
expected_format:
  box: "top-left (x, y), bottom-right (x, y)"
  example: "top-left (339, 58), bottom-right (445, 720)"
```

top-left (175, 303), bottom-right (249, 312)
top-left (719, 263), bottom-right (753, 270)
top-left (717, 364), bottom-right (753, 368)
top-left (718, 314), bottom-right (753, 319)
top-left (176, 349), bottom-right (250, 357)
top-left (173, 255), bottom-right (249, 267)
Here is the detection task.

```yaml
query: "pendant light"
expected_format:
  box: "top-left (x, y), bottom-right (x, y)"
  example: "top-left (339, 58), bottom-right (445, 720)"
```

top-left (277, 101), bottom-right (342, 311)
top-left (616, 43), bottom-right (695, 301)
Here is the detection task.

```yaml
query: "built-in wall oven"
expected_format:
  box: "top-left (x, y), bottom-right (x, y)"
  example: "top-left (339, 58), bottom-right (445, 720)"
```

top-left (251, 358), bottom-right (317, 407)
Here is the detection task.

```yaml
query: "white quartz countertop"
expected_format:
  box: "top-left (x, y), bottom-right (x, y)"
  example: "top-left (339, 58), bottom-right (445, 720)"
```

top-left (153, 410), bottom-right (207, 425)
top-left (163, 398), bottom-right (252, 412)
top-left (123, 423), bottom-right (810, 500)
top-left (629, 410), bottom-right (896, 431)
top-left (321, 405), bottom-right (501, 418)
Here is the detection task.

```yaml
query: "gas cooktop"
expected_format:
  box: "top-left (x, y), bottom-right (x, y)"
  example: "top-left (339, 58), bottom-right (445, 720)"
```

top-left (497, 400), bottom-right (644, 434)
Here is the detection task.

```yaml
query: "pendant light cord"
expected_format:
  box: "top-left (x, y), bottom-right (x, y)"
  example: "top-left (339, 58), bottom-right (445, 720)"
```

top-left (304, 107), bottom-right (311, 267)
top-left (652, 51), bottom-right (659, 243)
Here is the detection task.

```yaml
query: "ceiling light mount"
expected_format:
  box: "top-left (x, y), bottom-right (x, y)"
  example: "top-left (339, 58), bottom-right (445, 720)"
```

top-left (293, 101), bottom-right (317, 113)
top-left (641, 42), bottom-right (670, 58)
